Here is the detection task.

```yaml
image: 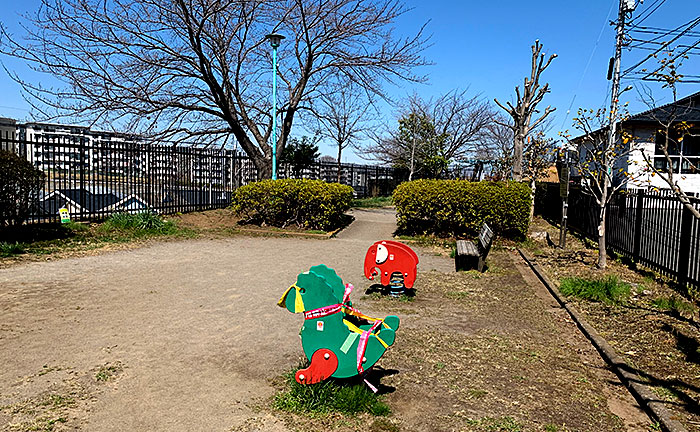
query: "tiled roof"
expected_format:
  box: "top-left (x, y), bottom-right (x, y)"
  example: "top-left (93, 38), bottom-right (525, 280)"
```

top-left (627, 91), bottom-right (700, 123)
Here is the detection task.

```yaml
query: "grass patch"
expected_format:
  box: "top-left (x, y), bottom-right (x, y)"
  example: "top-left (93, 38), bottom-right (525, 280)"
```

top-left (559, 276), bottom-right (631, 305)
top-left (99, 211), bottom-right (177, 235)
top-left (517, 238), bottom-right (542, 255)
top-left (464, 416), bottom-right (523, 431)
top-left (652, 295), bottom-right (697, 315)
top-left (0, 241), bottom-right (26, 257)
top-left (352, 196), bottom-right (393, 208)
top-left (61, 221), bottom-right (89, 233)
top-left (16, 416), bottom-right (67, 431)
top-left (369, 418), bottom-right (400, 432)
top-left (446, 290), bottom-right (471, 300)
top-left (95, 362), bottom-right (123, 382)
top-left (467, 389), bottom-right (487, 399)
top-left (0, 212), bottom-right (196, 263)
top-left (395, 235), bottom-right (455, 249)
top-left (41, 394), bottom-right (75, 409)
top-left (274, 367), bottom-right (390, 416)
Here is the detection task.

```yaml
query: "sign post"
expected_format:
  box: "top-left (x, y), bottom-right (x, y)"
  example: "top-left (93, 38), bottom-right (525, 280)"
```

top-left (59, 207), bottom-right (71, 224)
top-left (559, 165), bottom-right (569, 248)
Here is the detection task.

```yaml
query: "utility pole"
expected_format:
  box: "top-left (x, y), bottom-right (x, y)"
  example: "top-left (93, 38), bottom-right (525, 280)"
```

top-left (596, 0), bottom-right (634, 267)
top-left (409, 114), bottom-right (416, 181)
top-left (606, 0), bottom-right (631, 166)
top-left (408, 102), bottom-right (417, 182)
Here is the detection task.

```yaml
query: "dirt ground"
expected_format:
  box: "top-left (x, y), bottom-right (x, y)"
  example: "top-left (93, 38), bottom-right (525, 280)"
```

top-left (0, 209), bottom-right (652, 431)
top-left (527, 216), bottom-right (700, 431)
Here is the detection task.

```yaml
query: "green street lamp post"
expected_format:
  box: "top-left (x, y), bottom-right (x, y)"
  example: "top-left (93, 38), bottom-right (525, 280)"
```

top-left (265, 32), bottom-right (285, 180)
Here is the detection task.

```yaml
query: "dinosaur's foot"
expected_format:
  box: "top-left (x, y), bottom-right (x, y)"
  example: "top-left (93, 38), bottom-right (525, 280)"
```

top-left (377, 315), bottom-right (400, 346)
top-left (296, 348), bottom-right (338, 385)
top-left (383, 315), bottom-right (400, 333)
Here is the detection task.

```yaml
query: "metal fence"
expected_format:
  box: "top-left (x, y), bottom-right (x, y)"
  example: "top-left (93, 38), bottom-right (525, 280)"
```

top-left (2, 134), bottom-right (406, 224)
top-left (536, 183), bottom-right (700, 290)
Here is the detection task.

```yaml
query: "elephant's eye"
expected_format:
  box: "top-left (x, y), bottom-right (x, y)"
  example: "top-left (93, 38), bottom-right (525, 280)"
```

top-left (375, 244), bottom-right (388, 264)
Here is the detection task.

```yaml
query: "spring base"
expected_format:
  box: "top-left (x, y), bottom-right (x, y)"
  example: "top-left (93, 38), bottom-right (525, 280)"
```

top-left (388, 272), bottom-right (405, 297)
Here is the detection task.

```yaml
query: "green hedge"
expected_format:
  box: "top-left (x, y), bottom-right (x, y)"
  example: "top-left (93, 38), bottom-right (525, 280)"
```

top-left (231, 179), bottom-right (353, 231)
top-left (392, 180), bottom-right (531, 239)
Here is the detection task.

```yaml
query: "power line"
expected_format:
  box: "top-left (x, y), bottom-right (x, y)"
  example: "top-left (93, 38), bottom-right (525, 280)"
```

top-left (627, 71), bottom-right (700, 79)
top-left (631, 27), bottom-right (700, 38)
top-left (628, 0), bottom-right (667, 29)
top-left (629, 39), bottom-right (700, 55)
top-left (558, 0), bottom-right (617, 130)
top-left (627, 16), bottom-right (700, 46)
top-left (622, 16), bottom-right (700, 75)
top-left (624, 76), bottom-right (700, 84)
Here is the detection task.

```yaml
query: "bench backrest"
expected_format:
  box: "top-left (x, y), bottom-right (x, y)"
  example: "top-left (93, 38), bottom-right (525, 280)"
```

top-left (478, 223), bottom-right (494, 255)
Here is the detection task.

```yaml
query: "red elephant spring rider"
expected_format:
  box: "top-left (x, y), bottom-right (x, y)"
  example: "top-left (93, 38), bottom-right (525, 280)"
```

top-left (364, 240), bottom-right (419, 296)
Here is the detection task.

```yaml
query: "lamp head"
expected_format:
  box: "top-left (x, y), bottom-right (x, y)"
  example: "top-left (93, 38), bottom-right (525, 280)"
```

top-left (265, 33), bottom-right (285, 48)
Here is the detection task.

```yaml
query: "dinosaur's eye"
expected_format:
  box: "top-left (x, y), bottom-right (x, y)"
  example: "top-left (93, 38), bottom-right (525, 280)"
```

top-left (299, 288), bottom-right (306, 293)
top-left (375, 244), bottom-right (388, 264)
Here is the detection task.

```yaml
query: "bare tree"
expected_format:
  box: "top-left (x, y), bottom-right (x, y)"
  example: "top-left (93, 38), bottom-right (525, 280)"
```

top-left (523, 131), bottom-right (556, 220)
top-left (419, 90), bottom-right (493, 164)
top-left (479, 114), bottom-right (514, 180)
top-left (313, 80), bottom-right (375, 182)
top-left (636, 58), bottom-right (700, 220)
top-left (363, 110), bottom-right (443, 179)
top-left (494, 40), bottom-right (557, 181)
top-left (362, 89), bottom-right (492, 178)
top-left (564, 106), bottom-right (642, 268)
top-left (0, 0), bottom-right (428, 179)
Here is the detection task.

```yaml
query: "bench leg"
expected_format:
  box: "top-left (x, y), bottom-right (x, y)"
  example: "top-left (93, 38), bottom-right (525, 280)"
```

top-left (477, 255), bottom-right (486, 272)
top-left (456, 254), bottom-right (479, 272)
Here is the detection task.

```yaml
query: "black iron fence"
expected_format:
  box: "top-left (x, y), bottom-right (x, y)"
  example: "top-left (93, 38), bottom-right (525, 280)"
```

top-left (2, 134), bottom-right (406, 224)
top-left (536, 183), bottom-right (700, 290)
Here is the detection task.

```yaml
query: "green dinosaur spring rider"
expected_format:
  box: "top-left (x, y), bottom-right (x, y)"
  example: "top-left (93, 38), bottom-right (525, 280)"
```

top-left (278, 265), bottom-right (400, 388)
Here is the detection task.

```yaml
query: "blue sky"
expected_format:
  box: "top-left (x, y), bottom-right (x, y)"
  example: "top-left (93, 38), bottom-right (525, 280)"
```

top-left (1, 0), bottom-right (698, 163)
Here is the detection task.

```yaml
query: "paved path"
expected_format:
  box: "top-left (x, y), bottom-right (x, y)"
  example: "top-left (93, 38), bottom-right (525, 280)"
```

top-left (0, 208), bottom-right (450, 431)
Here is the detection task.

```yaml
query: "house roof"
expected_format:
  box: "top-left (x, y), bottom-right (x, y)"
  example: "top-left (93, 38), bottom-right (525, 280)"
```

top-left (40, 188), bottom-right (121, 214)
top-left (626, 91), bottom-right (700, 124)
top-left (58, 189), bottom-right (121, 212)
top-left (571, 91), bottom-right (700, 143)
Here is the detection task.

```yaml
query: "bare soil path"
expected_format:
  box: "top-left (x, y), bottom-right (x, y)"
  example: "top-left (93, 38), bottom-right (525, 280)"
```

top-left (0, 209), bottom-right (649, 431)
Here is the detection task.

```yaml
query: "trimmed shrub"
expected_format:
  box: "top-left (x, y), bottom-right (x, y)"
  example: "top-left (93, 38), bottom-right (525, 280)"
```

top-left (231, 179), bottom-right (353, 231)
top-left (392, 180), bottom-right (531, 239)
top-left (0, 150), bottom-right (45, 226)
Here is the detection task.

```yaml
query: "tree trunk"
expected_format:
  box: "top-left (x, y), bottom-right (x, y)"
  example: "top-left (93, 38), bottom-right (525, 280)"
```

top-left (529, 178), bottom-right (536, 222)
top-left (337, 145), bottom-right (343, 183)
top-left (254, 155), bottom-right (272, 181)
top-left (597, 185), bottom-right (608, 268)
top-left (597, 211), bottom-right (607, 269)
top-left (512, 134), bottom-right (524, 181)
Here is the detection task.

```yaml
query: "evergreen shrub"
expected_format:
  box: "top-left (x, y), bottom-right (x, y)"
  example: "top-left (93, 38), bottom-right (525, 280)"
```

top-left (0, 150), bottom-right (45, 226)
top-left (392, 180), bottom-right (531, 239)
top-left (231, 179), bottom-right (353, 231)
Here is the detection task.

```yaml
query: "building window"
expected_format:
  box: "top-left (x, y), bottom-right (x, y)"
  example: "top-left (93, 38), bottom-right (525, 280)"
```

top-left (654, 127), bottom-right (699, 174)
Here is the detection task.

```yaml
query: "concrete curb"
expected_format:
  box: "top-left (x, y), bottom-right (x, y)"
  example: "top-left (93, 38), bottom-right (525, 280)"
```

top-left (517, 248), bottom-right (688, 432)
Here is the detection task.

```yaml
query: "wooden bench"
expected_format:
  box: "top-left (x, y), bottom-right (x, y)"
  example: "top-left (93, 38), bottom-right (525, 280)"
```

top-left (455, 223), bottom-right (494, 272)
